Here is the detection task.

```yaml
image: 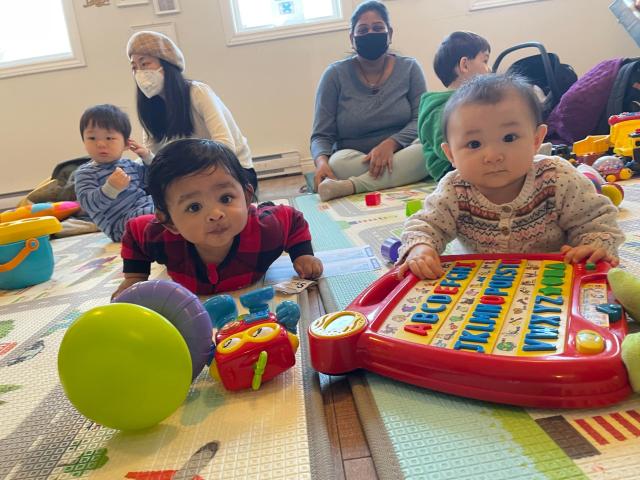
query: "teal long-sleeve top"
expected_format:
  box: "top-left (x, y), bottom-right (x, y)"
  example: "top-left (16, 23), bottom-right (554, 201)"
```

top-left (310, 55), bottom-right (426, 160)
top-left (417, 90), bottom-right (454, 181)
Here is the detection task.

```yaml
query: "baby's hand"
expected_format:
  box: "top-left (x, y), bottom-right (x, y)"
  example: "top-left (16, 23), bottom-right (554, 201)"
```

top-left (397, 244), bottom-right (444, 280)
top-left (293, 255), bottom-right (323, 280)
top-left (107, 167), bottom-right (130, 190)
top-left (111, 275), bottom-right (147, 301)
top-left (560, 244), bottom-right (619, 267)
top-left (128, 138), bottom-right (150, 159)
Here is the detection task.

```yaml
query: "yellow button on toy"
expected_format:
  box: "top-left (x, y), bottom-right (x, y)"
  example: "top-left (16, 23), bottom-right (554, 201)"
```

top-left (576, 330), bottom-right (604, 354)
top-left (310, 311), bottom-right (367, 338)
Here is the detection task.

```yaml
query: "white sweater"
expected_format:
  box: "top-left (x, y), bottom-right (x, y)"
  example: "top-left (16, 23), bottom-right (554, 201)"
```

top-left (143, 81), bottom-right (253, 169)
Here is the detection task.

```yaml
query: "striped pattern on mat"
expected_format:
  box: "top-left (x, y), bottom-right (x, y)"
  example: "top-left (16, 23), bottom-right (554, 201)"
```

top-left (0, 232), bottom-right (332, 479)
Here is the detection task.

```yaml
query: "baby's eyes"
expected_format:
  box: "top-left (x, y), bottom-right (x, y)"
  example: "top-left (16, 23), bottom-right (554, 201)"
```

top-left (503, 133), bottom-right (518, 142)
top-left (466, 140), bottom-right (481, 149)
top-left (86, 136), bottom-right (118, 141)
top-left (220, 194), bottom-right (234, 204)
top-left (186, 203), bottom-right (202, 213)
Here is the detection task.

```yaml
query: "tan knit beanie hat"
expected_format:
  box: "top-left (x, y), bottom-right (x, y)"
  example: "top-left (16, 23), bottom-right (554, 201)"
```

top-left (127, 31), bottom-right (185, 71)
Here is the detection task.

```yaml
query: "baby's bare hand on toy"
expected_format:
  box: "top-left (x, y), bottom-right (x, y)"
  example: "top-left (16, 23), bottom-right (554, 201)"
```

top-left (397, 244), bottom-right (444, 280)
top-left (561, 244), bottom-right (619, 267)
top-left (107, 167), bottom-right (130, 190)
top-left (293, 255), bottom-right (323, 279)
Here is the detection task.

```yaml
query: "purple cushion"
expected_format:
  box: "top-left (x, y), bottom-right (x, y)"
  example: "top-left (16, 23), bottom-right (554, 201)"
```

top-left (546, 58), bottom-right (624, 144)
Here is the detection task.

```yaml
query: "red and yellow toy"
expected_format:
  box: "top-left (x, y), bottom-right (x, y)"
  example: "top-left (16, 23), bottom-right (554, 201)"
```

top-left (204, 287), bottom-right (300, 391)
top-left (0, 201), bottom-right (80, 223)
top-left (309, 254), bottom-right (632, 409)
top-left (573, 112), bottom-right (640, 159)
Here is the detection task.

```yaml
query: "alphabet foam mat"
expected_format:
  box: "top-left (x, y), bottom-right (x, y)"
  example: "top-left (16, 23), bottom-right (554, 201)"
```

top-left (295, 181), bottom-right (640, 480)
top-left (0, 232), bottom-right (332, 479)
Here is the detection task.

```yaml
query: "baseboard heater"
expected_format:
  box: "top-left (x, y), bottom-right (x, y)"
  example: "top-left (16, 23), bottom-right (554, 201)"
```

top-left (0, 190), bottom-right (30, 211)
top-left (253, 151), bottom-right (302, 179)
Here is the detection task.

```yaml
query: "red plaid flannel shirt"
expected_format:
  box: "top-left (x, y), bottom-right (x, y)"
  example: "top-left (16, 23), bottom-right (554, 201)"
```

top-left (120, 204), bottom-right (314, 294)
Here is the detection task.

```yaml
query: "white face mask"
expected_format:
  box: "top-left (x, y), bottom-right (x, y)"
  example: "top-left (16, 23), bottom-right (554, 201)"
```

top-left (135, 68), bottom-right (164, 98)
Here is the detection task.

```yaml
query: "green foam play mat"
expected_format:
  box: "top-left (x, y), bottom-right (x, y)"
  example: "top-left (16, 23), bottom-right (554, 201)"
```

top-left (296, 182), bottom-right (640, 480)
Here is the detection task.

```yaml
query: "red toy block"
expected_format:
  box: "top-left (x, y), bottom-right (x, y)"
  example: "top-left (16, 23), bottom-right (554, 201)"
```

top-left (365, 192), bottom-right (381, 206)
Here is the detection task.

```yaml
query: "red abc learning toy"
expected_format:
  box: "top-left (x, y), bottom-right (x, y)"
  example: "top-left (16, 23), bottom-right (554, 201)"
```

top-left (308, 254), bottom-right (632, 409)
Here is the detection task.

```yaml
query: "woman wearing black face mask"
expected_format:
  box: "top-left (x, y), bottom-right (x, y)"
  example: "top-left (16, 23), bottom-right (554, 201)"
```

top-left (311, 1), bottom-right (428, 201)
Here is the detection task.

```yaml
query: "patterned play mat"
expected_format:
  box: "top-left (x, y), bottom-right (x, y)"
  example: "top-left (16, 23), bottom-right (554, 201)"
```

top-left (0, 233), bottom-right (332, 479)
top-left (295, 180), bottom-right (640, 480)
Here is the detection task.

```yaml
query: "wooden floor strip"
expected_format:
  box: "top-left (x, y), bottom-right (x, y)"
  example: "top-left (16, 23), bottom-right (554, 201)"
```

top-left (263, 175), bottom-right (376, 478)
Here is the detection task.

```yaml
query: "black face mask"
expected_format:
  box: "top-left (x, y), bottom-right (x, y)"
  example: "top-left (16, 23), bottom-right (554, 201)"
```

top-left (354, 32), bottom-right (389, 61)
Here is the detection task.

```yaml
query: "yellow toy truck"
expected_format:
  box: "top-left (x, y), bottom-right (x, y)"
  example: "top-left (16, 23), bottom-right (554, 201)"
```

top-left (573, 112), bottom-right (640, 159)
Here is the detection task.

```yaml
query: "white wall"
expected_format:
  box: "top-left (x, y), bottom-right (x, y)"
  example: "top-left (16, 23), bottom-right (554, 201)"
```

top-left (0, 0), bottom-right (637, 194)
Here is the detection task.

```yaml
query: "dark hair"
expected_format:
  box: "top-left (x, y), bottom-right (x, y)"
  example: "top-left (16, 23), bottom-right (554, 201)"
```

top-left (136, 59), bottom-right (194, 142)
top-left (79, 104), bottom-right (131, 139)
top-left (434, 31), bottom-right (491, 87)
top-left (442, 74), bottom-right (543, 141)
top-left (350, 1), bottom-right (390, 33)
top-left (148, 139), bottom-right (253, 216)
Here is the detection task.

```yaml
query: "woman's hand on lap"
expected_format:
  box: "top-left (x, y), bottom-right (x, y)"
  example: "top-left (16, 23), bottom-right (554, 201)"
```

top-left (364, 138), bottom-right (398, 179)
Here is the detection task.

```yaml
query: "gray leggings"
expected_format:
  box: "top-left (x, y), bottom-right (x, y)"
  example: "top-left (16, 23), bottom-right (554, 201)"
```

top-left (328, 143), bottom-right (428, 193)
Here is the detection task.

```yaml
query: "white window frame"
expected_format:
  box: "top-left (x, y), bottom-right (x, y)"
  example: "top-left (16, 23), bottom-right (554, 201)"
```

top-left (0, 0), bottom-right (85, 79)
top-left (469, 0), bottom-right (545, 11)
top-left (218, 0), bottom-right (355, 46)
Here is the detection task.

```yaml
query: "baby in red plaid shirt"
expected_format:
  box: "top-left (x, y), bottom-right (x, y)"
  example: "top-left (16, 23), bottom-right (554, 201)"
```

top-left (112, 139), bottom-right (323, 297)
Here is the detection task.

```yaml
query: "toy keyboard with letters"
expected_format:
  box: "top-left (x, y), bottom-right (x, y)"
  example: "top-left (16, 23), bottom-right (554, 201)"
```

top-left (309, 254), bottom-right (631, 408)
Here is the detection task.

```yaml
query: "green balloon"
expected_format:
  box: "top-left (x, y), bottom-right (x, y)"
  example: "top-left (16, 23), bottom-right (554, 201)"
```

top-left (58, 303), bottom-right (192, 431)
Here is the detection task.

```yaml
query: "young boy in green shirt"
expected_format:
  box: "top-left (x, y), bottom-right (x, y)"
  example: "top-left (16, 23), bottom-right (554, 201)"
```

top-left (418, 32), bottom-right (491, 181)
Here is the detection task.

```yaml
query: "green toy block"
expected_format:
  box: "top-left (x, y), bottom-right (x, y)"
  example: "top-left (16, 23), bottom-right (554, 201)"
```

top-left (405, 199), bottom-right (422, 217)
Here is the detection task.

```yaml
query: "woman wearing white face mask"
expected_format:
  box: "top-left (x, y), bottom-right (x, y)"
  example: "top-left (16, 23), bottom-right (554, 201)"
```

top-left (126, 31), bottom-right (257, 190)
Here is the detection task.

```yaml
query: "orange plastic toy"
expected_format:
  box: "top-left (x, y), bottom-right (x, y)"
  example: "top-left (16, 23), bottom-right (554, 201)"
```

top-left (0, 201), bottom-right (80, 223)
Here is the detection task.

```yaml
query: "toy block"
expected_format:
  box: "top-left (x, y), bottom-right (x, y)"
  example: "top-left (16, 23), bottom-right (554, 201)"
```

top-left (381, 237), bottom-right (401, 263)
top-left (365, 192), bottom-right (381, 206)
top-left (405, 199), bottom-right (422, 217)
